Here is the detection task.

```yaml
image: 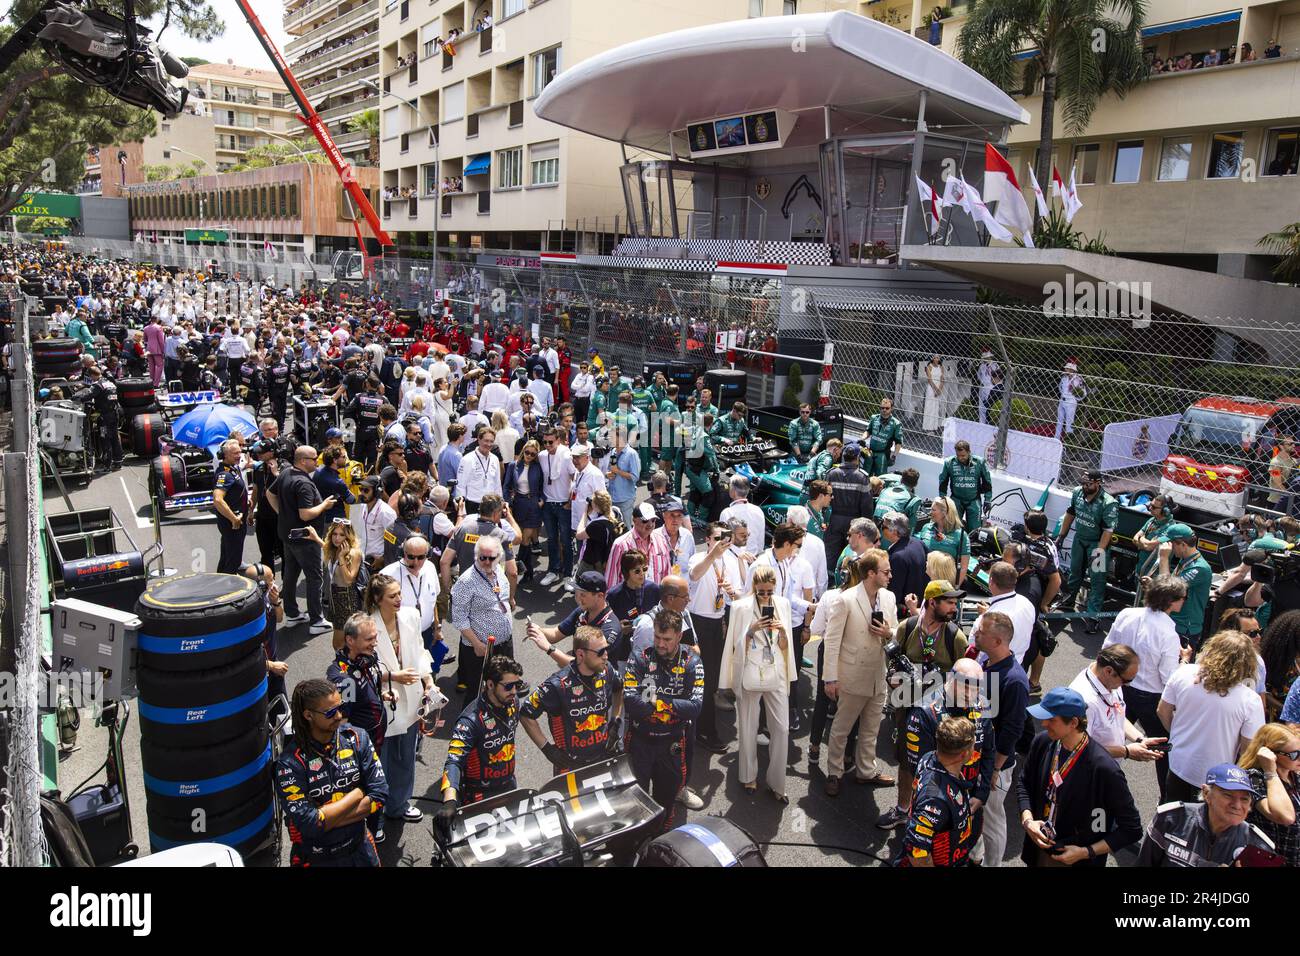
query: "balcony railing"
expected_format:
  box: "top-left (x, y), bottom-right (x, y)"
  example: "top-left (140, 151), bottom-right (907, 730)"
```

top-left (286, 0), bottom-right (379, 58)
top-left (317, 95), bottom-right (378, 122)
top-left (284, 0), bottom-right (343, 33)
top-left (294, 30), bottom-right (379, 76)
top-left (300, 62), bottom-right (379, 99)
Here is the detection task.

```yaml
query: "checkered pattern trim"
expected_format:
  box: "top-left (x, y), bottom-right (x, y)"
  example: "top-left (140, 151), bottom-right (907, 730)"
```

top-left (612, 238), bottom-right (832, 265)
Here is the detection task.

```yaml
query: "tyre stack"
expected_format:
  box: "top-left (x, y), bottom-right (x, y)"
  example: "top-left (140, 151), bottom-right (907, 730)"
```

top-left (135, 573), bottom-right (275, 858)
top-left (33, 337), bottom-right (83, 381)
top-left (119, 377), bottom-right (164, 458)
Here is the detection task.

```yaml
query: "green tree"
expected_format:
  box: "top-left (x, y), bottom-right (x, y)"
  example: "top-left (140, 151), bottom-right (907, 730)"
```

top-left (1257, 222), bottom-right (1300, 285)
top-left (228, 142), bottom-right (327, 172)
top-left (956, 0), bottom-right (1148, 216)
top-left (0, 0), bottom-right (221, 215)
top-left (14, 214), bottom-right (63, 232)
top-left (347, 109), bottom-right (380, 163)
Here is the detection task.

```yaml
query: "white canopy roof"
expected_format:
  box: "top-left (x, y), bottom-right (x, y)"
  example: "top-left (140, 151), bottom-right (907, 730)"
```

top-left (534, 11), bottom-right (1029, 155)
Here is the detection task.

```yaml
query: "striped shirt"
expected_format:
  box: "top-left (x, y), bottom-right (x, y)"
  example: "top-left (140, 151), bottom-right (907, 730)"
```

top-left (450, 564), bottom-right (512, 649)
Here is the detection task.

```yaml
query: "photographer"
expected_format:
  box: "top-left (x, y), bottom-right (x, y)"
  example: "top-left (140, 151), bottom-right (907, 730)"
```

top-left (1017, 688), bottom-right (1142, 867)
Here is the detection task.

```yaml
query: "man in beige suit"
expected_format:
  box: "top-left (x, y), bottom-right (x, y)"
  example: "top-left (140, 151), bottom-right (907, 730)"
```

top-left (823, 548), bottom-right (899, 796)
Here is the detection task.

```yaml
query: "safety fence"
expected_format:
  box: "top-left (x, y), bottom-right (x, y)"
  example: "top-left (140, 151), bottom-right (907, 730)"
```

top-left (369, 255), bottom-right (787, 408)
top-left (809, 287), bottom-right (1300, 511)
top-left (0, 284), bottom-right (49, 867)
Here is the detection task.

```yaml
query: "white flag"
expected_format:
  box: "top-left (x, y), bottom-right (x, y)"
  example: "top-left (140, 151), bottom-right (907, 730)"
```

top-left (1063, 165), bottom-right (1083, 223)
top-left (1027, 165), bottom-right (1049, 217)
top-left (940, 175), bottom-right (965, 210)
top-left (959, 177), bottom-right (1014, 241)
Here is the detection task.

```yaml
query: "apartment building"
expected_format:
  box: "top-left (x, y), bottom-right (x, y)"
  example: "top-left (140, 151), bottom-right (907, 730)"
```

top-left (376, 0), bottom-right (859, 253)
top-left (870, 0), bottom-right (1300, 275)
top-left (285, 0), bottom-right (382, 163)
top-left (81, 62), bottom-right (298, 198)
top-left (186, 63), bottom-right (300, 171)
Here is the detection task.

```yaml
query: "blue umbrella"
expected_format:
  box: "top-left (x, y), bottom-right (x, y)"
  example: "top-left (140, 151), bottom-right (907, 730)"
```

top-left (170, 404), bottom-right (259, 453)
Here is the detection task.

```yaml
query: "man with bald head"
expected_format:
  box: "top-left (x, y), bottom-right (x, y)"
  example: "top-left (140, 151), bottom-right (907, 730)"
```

top-left (270, 444), bottom-right (338, 636)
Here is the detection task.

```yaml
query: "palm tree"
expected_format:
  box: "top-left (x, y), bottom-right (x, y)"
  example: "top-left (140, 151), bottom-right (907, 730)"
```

top-left (957, 0), bottom-right (1149, 214)
top-left (1258, 223), bottom-right (1300, 284)
top-left (348, 109), bottom-right (381, 164)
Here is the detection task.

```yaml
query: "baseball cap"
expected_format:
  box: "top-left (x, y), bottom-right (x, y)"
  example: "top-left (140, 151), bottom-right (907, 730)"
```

top-left (587, 347), bottom-right (598, 354)
top-left (1082, 469), bottom-right (1103, 482)
top-left (325, 427), bottom-right (343, 439)
top-left (1165, 522), bottom-right (1196, 542)
top-left (575, 570), bottom-right (607, 594)
top-left (1027, 687), bottom-right (1088, 720)
top-left (842, 443), bottom-right (862, 460)
top-left (1205, 763), bottom-right (1255, 793)
top-left (661, 496), bottom-right (686, 514)
top-left (923, 580), bottom-right (964, 601)
top-left (634, 502), bottom-right (657, 522)
top-left (360, 476), bottom-right (381, 491)
top-left (570, 443), bottom-right (591, 457)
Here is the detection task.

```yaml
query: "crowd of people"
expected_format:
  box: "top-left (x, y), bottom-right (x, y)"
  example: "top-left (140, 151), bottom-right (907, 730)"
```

top-left (1147, 40), bottom-right (1278, 75)
top-left (10, 242), bottom-right (1300, 869)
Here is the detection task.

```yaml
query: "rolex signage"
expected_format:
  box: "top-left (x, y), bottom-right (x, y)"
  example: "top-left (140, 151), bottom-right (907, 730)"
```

top-left (184, 229), bottom-right (228, 242)
top-left (11, 192), bottom-right (81, 219)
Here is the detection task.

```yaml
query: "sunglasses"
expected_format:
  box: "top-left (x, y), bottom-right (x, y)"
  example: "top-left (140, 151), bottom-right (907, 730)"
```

top-left (1278, 750), bottom-right (1300, 761)
top-left (310, 705), bottom-right (344, 719)
top-left (498, 680), bottom-right (522, 692)
top-left (331, 517), bottom-right (352, 526)
top-left (581, 645), bottom-right (610, 657)
top-left (404, 553), bottom-right (428, 562)
top-left (477, 554), bottom-right (500, 563)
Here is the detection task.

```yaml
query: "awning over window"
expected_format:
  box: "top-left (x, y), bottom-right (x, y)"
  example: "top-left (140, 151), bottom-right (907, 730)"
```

top-left (1141, 10), bottom-right (1241, 38)
top-left (1013, 49), bottom-right (1039, 61)
top-left (464, 154), bottom-right (491, 175)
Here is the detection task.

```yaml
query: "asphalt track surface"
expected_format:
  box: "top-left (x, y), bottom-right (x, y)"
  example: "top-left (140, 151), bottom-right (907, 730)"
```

top-left (52, 454), bottom-right (1164, 868)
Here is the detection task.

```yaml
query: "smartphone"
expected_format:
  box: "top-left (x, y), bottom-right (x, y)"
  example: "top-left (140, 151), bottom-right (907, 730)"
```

top-left (871, 611), bottom-right (885, 627)
top-left (1149, 742), bottom-right (1173, 755)
top-left (761, 605), bottom-right (775, 621)
top-left (288, 527), bottom-right (310, 541)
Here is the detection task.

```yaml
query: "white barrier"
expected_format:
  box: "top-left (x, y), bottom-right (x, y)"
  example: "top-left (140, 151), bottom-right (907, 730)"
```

top-left (941, 417), bottom-right (1064, 486)
top-left (1099, 414), bottom-right (1181, 474)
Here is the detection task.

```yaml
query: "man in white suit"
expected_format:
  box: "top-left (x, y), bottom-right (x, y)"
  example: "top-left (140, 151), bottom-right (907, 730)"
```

top-left (823, 548), bottom-right (899, 796)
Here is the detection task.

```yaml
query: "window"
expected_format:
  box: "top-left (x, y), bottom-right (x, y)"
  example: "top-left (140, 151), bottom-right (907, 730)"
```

top-left (497, 146), bottom-right (522, 188)
top-left (162, 150), bottom-right (172, 159)
top-left (383, 105), bottom-right (401, 138)
top-left (1112, 140), bottom-right (1143, 183)
top-left (748, 0), bottom-right (763, 15)
top-left (442, 81), bottom-right (465, 121)
top-left (289, 184), bottom-right (299, 217)
top-left (478, 190), bottom-right (491, 214)
top-left (1072, 143), bottom-right (1099, 185)
top-left (529, 140), bottom-right (558, 184)
top-left (422, 22), bottom-right (440, 57)
top-left (1264, 127), bottom-right (1300, 176)
top-left (1157, 137), bottom-right (1192, 181)
top-left (503, 0), bottom-right (524, 15)
top-left (783, 0), bottom-right (796, 13)
top-left (532, 46), bottom-right (560, 95)
top-left (161, 123), bottom-right (171, 132)
top-left (423, 163), bottom-right (438, 194)
top-left (1207, 131), bottom-right (1244, 179)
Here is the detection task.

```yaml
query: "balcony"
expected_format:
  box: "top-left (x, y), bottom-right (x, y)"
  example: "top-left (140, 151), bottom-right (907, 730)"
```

top-left (318, 95), bottom-right (378, 123)
top-left (333, 128), bottom-right (371, 149)
top-left (286, 0), bottom-right (379, 58)
top-left (301, 62), bottom-right (379, 99)
top-left (284, 0), bottom-right (346, 34)
top-left (293, 30), bottom-right (379, 78)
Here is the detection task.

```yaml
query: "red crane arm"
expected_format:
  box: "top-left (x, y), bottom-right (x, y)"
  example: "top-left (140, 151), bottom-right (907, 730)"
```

top-left (232, 0), bottom-right (393, 248)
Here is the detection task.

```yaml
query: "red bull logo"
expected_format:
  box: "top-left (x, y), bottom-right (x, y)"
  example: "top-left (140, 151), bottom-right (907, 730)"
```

top-left (486, 743), bottom-right (515, 764)
top-left (573, 714), bottom-right (605, 733)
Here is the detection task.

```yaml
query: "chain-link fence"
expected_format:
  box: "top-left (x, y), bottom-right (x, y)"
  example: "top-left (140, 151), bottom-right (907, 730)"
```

top-left (813, 288), bottom-right (1300, 514)
top-left (370, 255), bottom-right (786, 407)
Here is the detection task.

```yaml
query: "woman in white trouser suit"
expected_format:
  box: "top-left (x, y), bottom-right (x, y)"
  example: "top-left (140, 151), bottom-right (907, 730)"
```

top-left (721, 565), bottom-right (796, 802)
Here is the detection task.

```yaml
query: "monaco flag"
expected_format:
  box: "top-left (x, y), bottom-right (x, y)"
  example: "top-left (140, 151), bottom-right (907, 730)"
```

top-left (984, 143), bottom-right (1034, 245)
top-left (1065, 165), bottom-right (1083, 222)
top-left (914, 175), bottom-right (941, 236)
